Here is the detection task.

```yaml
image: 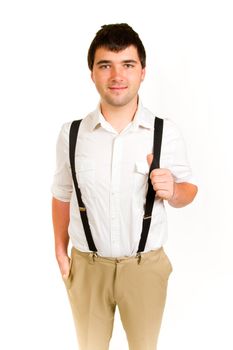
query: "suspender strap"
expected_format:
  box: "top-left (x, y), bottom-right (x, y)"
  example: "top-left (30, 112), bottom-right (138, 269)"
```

top-left (137, 117), bottom-right (164, 253)
top-left (69, 120), bottom-right (97, 252)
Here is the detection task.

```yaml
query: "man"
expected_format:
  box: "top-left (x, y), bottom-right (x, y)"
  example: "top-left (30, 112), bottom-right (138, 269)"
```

top-left (52, 23), bottom-right (197, 350)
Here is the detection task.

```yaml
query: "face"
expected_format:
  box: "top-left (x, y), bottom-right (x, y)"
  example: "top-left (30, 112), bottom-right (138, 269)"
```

top-left (91, 45), bottom-right (146, 108)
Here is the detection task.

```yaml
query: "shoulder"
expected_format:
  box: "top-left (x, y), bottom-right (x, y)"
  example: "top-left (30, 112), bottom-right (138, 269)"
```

top-left (140, 104), bottom-right (182, 140)
top-left (58, 110), bottom-right (96, 143)
top-left (162, 117), bottom-right (184, 143)
top-left (58, 114), bottom-right (89, 138)
top-left (57, 121), bottom-right (72, 147)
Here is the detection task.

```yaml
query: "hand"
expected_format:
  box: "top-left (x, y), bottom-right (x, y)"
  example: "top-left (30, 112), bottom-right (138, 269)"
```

top-left (56, 254), bottom-right (71, 279)
top-left (147, 153), bottom-right (175, 200)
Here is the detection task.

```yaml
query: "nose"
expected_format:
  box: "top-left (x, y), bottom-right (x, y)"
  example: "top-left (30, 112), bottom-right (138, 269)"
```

top-left (110, 65), bottom-right (124, 81)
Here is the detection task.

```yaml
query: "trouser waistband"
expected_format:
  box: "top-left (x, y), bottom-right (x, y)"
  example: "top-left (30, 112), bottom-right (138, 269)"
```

top-left (71, 246), bottom-right (163, 265)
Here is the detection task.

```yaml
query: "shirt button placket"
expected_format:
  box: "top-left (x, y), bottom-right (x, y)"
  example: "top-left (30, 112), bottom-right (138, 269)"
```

top-left (110, 136), bottom-right (122, 256)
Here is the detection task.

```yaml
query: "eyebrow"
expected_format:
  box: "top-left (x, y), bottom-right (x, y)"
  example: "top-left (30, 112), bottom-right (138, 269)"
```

top-left (96, 59), bottom-right (138, 65)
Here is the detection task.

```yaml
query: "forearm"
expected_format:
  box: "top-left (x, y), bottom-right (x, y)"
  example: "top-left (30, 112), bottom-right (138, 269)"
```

top-left (52, 197), bottom-right (70, 259)
top-left (168, 182), bottom-right (198, 208)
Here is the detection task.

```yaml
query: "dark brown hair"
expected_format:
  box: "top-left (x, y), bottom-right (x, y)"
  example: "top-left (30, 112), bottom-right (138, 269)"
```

top-left (87, 23), bottom-right (146, 71)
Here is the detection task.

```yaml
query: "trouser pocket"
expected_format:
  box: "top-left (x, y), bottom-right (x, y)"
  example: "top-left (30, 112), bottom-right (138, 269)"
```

top-left (62, 256), bottom-right (73, 289)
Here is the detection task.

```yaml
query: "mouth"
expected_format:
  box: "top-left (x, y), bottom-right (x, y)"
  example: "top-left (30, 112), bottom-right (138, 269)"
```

top-left (108, 86), bottom-right (128, 91)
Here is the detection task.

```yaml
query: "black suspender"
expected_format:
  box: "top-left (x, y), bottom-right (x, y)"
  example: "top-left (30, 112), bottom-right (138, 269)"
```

top-left (69, 120), bottom-right (97, 252)
top-left (137, 117), bottom-right (163, 253)
top-left (69, 116), bottom-right (164, 254)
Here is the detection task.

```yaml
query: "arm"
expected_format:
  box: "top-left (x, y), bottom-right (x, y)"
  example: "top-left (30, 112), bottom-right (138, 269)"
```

top-left (51, 123), bottom-right (73, 277)
top-left (52, 197), bottom-right (71, 277)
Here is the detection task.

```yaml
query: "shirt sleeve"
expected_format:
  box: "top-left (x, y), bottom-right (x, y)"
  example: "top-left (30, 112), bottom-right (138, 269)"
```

top-left (51, 122), bottom-right (73, 202)
top-left (160, 119), bottom-right (196, 184)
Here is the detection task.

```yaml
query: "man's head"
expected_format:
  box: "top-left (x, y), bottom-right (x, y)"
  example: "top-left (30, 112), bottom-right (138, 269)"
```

top-left (88, 24), bottom-right (146, 109)
top-left (87, 23), bottom-right (146, 71)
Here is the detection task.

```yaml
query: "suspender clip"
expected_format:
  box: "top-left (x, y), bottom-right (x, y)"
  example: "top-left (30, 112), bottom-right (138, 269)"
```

top-left (79, 207), bottom-right (86, 212)
top-left (92, 251), bottom-right (98, 262)
top-left (136, 252), bottom-right (142, 265)
top-left (89, 251), bottom-right (98, 264)
top-left (143, 215), bottom-right (152, 220)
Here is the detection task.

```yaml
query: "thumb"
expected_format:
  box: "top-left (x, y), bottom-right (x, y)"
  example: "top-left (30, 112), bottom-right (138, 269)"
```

top-left (147, 153), bottom-right (154, 167)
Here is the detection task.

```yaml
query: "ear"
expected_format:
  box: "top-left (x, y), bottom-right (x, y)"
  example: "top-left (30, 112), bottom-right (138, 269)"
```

top-left (141, 67), bottom-right (146, 81)
top-left (91, 70), bottom-right (94, 83)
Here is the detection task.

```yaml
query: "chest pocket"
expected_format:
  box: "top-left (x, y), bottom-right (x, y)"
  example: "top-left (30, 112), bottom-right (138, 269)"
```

top-left (134, 161), bottom-right (150, 190)
top-left (75, 159), bottom-right (95, 196)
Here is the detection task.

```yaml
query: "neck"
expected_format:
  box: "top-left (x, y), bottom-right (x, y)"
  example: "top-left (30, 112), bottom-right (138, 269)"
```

top-left (100, 97), bottom-right (138, 133)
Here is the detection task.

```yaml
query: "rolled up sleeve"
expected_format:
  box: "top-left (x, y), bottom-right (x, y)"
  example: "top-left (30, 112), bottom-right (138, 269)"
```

top-left (51, 122), bottom-right (73, 202)
top-left (161, 119), bottom-right (196, 185)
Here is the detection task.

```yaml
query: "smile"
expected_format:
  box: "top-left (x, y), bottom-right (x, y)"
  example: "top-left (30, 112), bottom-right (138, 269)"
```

top-left (108, 86), bottom-right (128, 90)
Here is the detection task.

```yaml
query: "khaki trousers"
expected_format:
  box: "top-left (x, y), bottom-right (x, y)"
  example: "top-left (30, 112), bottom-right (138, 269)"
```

top-left (63, 247), bottom-right (172, 350)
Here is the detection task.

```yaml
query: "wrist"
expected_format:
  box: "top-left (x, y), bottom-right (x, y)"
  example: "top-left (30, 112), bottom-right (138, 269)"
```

top-left (55, 247), bottom-right (68, 261)
top-left (168, 182), bottom-right (177, 204)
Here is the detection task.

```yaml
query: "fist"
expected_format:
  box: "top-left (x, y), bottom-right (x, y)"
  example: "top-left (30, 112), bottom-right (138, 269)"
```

top-left (147, 153), bottom-right (174, 200)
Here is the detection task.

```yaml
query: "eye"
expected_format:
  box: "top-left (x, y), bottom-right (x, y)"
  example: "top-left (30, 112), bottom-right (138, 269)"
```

top-left (99, 64), bottom-right (111, 69)
top-left (124, 64), bottom-right (134, 68)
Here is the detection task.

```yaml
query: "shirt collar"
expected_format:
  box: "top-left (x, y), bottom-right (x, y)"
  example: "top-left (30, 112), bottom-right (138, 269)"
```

top-left (132, 99), bottom-right (154, 130)
top-left (90, 97), bottom-right (154, 131)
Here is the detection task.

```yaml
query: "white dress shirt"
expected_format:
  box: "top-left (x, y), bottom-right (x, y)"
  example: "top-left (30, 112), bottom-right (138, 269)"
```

top-left (51, 100), bottom-right (195, 257)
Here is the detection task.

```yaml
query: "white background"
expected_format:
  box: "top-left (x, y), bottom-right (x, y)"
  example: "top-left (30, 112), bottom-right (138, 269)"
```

top-left (1, 0), bottom-right (233, 349)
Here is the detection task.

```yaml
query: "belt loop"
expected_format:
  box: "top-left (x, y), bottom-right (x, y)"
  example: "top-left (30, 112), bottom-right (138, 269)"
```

top-left (136, 252), bottom-right (142, 265)
top-left (89, 252), bottom-right (98, 264)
